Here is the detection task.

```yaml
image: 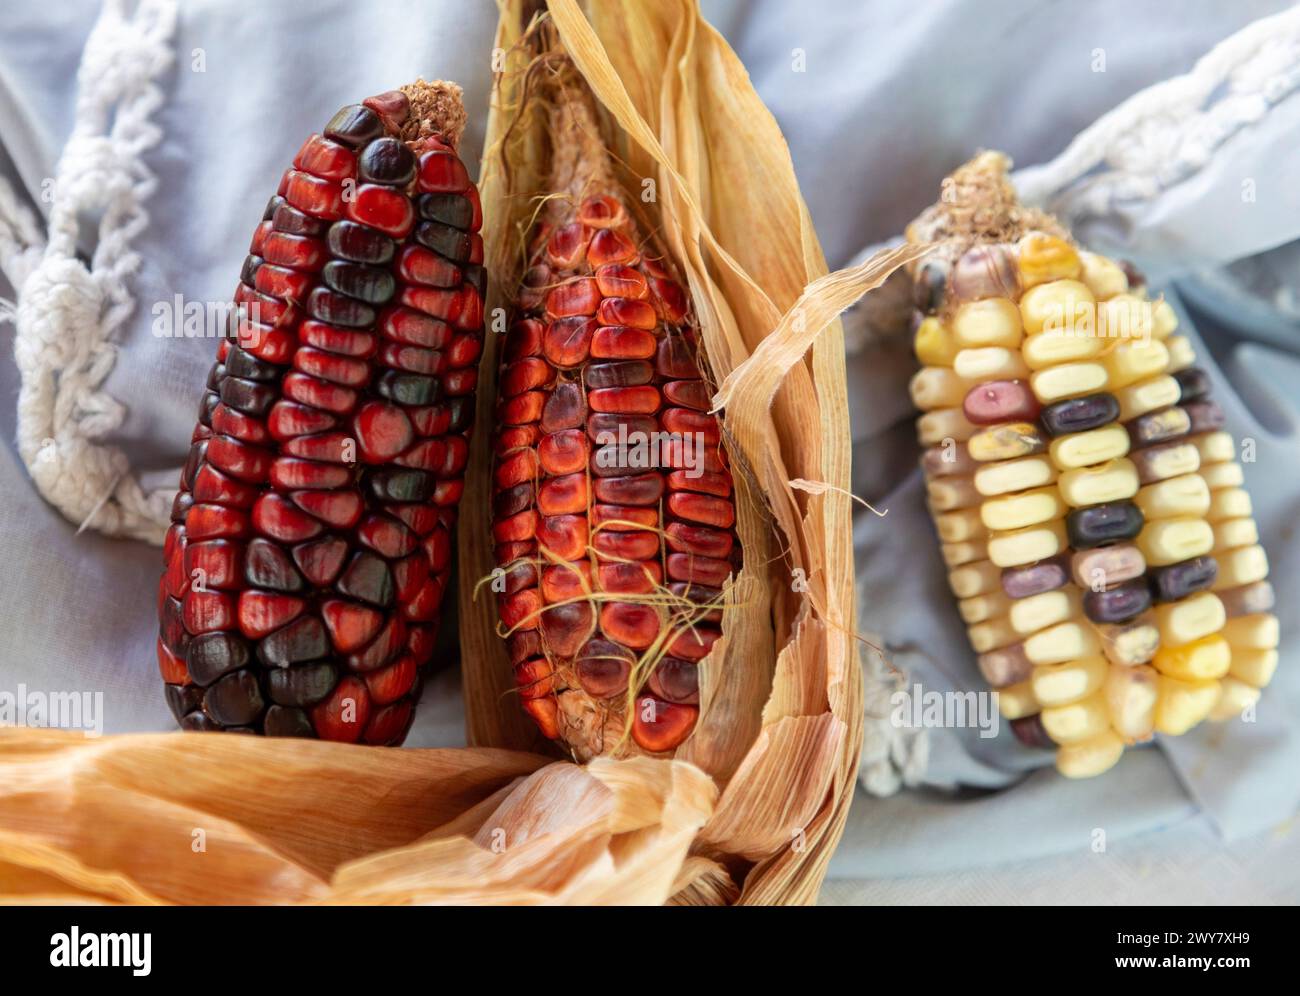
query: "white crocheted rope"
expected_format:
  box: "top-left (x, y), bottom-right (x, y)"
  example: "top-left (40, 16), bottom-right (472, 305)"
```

top-left (855, 8), bottom-right (1300, 796)
top-left (1, 0), bottom-right (177, 544)
top-left (1016, 5), bottom-right (1300, 216)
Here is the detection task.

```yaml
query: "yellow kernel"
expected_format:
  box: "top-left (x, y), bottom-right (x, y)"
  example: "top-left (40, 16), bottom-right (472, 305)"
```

top-left (1049, 424), bottom-right (1130, 470)
top-left (996, 680), bottom-right (1038, 719)
top-left (1102, 338), bottom-right (1170, 390)
top-left (1212, 517), bottom-right (1258, 554)
top-left (1078, 252), bottom-right (1128, 300)
top-left (1115, 374), bottom-right (1180, 421)
top-left (1058, 458), bottom-right (1139, 507)
top-left (917, 407), bottom-right (976, 445)
top-left (1153, 633), bottom-right (1230, 681)
top-left (987, 519), bottom-right (1068, 567)
top-left (1024, 620), bottom-right (1100, 665)
top-left (973, 454), bottom-right (1057, 496)
top-left (1134, 473), bottom-right (1210, 519)
top-left (1017, 232), bottom-right (1081, 287)
top-left (1041, 691), bottom-right (1108, 744)
top-left (1055, 729), bottom-right (1125, 778)
top-left (953, 346), bottom-right (1030, 380)
top-left (1096, 294), bottom-right (1155, 342)
top-left (1137, 518), bottom-right (1214, 566)
top-left (1019, 279), bottom-right (1096, 335)
top-left (1105, 665), bottom-right (1158, 742)
top-left (1010, 589), bottom-right (1079, 636)
top-left (952, 297), bottom-right (1024, 349)
top-left (913, 315), bottom-right (958, 366)
top-left (1211, 545), bottom-right (1269, 590)
top-left (1229, 647), bottom-right (1278, 688)
top-left (1191, 430), bottom-right (1234, 464)
top-left (1030, 361), bottom-right (1109, 403)
top-left (958, 590), bottom-right (1012, 624)
top-left (1153, 592), bottom-right (1226, 647)
top-left (1208, 676), bottom-right (1261, 722)
top-left (948, 559), bottom-right (1000, 598)
top-left (1155, 674), bottom-right (1220, 735)
top-left (1031, 654), bottom-right (1106, 705)
top-left (1222, 612), bottom-right (1279, 651)
top-left (909, 366), bottom-right (971, 410)
top-left (1207, 487), bottom-right (1252, 521)
top-left (980, 486), bottom-right (1067, 531)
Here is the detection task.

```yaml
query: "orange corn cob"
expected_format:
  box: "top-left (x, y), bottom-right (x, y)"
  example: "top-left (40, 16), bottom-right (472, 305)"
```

top-left (490, 67), bottom-right (740, 760)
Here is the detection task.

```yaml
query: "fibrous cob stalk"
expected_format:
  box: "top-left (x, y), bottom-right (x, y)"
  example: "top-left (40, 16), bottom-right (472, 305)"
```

top-left (906, 152), bottom-right (1277, 777)
top-left (157, 82), bottom-right (485, 742)
top-left (489, 61), bottom-right (740, 761)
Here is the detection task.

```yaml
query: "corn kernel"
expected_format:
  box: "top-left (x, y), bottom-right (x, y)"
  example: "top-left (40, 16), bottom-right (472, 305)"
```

top-left (909, 367), bottom-right (970, 410)
top-left (1222, 612), bottom-right (1279, 650)
top-left (1134, 473), bottom-right (1211, 519)
top-left (1211, 544), bottom-right (1269, 590)
top-left (954, 346), bottom-right (1030, 381)
top-left (953, 297), bottom-right (1024, 349)
top-left (973, 455), bottom-right (1057, 496)
top-left (1137, 517), bottom-right (1214, 566)
top-left (1056, 729), bottom-right (1125, 778)
top-left (1057, 458), bottom-right (1139, 506)
top-left (1024, 620), bottom-right (1100, 665)
top-left (1078, 252), bottom-right (1128, 300)
top-left (1032, 654), bottom-right (1106, 706)
top-left (1165, 334), bottom-right (1197, 371)
top-left (1191, 430), bottom-right (1235, 464)
top-left (1212, 517), bottom-right (1258, 553)
top-left (914, 315), bottom-right (958, 366)
top-left (926, 475), bottom-right (981, 511)
top-left (1021, 326), bottom-right (1106, 367)
top-left (917, 407), bottom-right (976, 445)
top-left (1155, 674), bottom-right (1220, 735)
top-left (1097, 294), bottom-right (1155, 342)
top-left (1152, 298), bottom-right (1178, 338)
top-left (967, 422), bottom-right (1045, 461)
top-left (1049, 424), bottom-right (1130, 470)
top-left (980, 486), bottom-right (1067, 531)
top-left (996, 681), bottom-right (1038, 719)
top-left (941, 539), bottom-right (987, 567)
top-left (1019, 279), bottom-right (1096, 336)
top-left (1105, 665), bottom-right (1158, 742)
top-left (969, 614), bottom-right (1019, 653)
top-left (958, 590), bottom-right (1012, 624)
top-left (1017, 232), bottom-right (1081, 287)
top-left (1102, 338), bottom-right (1170, 389)
top-left (1030, 361), bottom-right (1109, 403)
top-left (1208, 676), bottom-right (1261, 722)
top-left (935, 506), bottom-right (985, 544)
top-left (1207, 487), bottom-right (1252, 521)
top-left (987, 519), bottom-right (1067, 567)
top-left (1010, 589), bottom-right (1079, 636)
top-left (1199, 461), bottom-right (1244, 490)
top-left (1115, 374), bottom-right (1180, 420)
top-left (1153, 633), bottom-right (1230, 681)
top-left (1153, 592), bottom-right (1226, 647)
top-left (1041, 691), bottom-right (1108, 744)
top-left (1229, 647), bottom-right (1278, 687)
top-left (949, 559), bottom-right (1000, 598)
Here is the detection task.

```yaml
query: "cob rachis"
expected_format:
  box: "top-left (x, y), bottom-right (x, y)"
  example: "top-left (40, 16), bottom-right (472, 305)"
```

top-left (158, 82), bottom-right (485, 742)
top-left (490, 60), bottom-right (740, 760)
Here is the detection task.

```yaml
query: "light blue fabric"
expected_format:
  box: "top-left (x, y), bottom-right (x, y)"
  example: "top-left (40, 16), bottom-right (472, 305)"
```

top-left (1, 1), bottom-right (1296, 886)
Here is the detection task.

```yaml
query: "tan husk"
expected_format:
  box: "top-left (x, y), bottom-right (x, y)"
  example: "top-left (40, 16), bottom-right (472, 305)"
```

top-left (0, 0), bottom-right (925, 906)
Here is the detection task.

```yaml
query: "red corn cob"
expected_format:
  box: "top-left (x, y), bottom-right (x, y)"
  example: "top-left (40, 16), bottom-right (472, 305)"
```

top-left (158, 81), bottom-right (484, 743)
top-left (491, 71), bottom-right (741, 760)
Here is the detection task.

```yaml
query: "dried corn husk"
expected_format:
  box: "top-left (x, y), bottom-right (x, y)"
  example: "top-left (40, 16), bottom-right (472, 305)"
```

top-left (0, 0), bottom-right (923, 906)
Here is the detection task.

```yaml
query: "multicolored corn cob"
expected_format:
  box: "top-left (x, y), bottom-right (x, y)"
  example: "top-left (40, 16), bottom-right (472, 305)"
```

top-left (906, 152), bottom-right (1277, 777)
top-left (490, 69), bottom-right (740, 760)
top-left (157, 82), bottom-right (485, 742)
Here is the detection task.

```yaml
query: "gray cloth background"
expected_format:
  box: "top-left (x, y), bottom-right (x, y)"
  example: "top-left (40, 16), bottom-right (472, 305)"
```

top-left (2, 0), bottom-right (1297, 901)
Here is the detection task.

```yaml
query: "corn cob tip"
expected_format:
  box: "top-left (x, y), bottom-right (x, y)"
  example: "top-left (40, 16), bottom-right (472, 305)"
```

top-left (398, 78), bottom-right (468, 150)
top-left (906, 150), bottom-right (1069, 273)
